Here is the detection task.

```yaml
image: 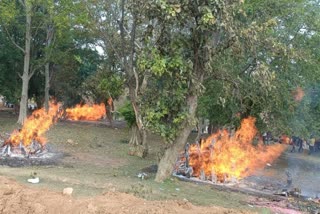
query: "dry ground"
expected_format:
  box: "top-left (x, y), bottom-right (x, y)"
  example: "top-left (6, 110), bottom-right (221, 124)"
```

top-left (0, 109), bottom-right (304, 213)
top-left (0, 176), bottom-right (251, 214)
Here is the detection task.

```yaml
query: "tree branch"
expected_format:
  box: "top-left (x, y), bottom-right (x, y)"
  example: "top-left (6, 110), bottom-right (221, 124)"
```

top-left (211, 72), bottom-right (240, 90)
top-left (85, 4), bottom-right (125, 70)
top-left (140, 71), bottom-right (150, 94)
top-left (239, 58), bottom-right (257, 76)
top-left (17, 72), bottom-right (23, 79)
top-left (122, 24), bottom-right (142, 50)
top-left (32, 21), bottom-right (45, 39)
top-left (28, 62), bottom-right (44, 80)
top-left (3, 26), bottom-right (25, 54)
top-left (214, 35), bottom-right (237, 55)
top-left (18, 0), bottom-right (25, 8)
top-left (130, 14), bottom-right (138, 98)
top-left (119, 0), bottom-right (127, 68)
top-left (28, 69), bottom-right (36, 80)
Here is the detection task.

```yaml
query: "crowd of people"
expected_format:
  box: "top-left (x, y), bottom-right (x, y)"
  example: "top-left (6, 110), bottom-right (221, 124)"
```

top-left (262, 131), bottom-right (320, 155)
top-left (289, 135), bottom-right (320, 155)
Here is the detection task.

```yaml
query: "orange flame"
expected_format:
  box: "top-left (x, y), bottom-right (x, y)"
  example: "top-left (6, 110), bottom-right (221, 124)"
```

top-left (65, 103), bottom-right (106, 121)
top-left (280, 135), bottom-right (291, 145)
top-left (6, 102), bottom-right (61, 147)
top-left (293, 87), bottom-right (304, 102)
top-left (188, 117), bottom-right (287, 182)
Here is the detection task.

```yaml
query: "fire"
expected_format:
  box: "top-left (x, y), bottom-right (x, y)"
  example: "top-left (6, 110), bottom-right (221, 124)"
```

top-left (188, 117), bottom-right (287, 182)
top-left (6, 102), bottom-right (61, 147)
top-left (293, 87), bottom-right (304, 102)
top-left (65, 103), bottom-right (106, 121)
top-left (280, 135), bottom-right (291, 145)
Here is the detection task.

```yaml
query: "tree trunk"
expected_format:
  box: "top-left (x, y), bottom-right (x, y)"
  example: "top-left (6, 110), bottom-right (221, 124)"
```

top-left (106, 97), bottom-right (114, 126)
top-left (118, 0), bottom-right (148, 158)
top-left (17, 3), bottom-right (32, 125)
top-left (128, 96), bottom-right (148, 158)
top-left (44, 21), bottom-right (54, 112)
top-left (44, 62), bottom-right (50, 112)
top-left (196, 117), bottom-right (206, 142)
top-left (128, 125), bottom-right (147, 158)
top-left (155, 95), bottom-right (198, 182)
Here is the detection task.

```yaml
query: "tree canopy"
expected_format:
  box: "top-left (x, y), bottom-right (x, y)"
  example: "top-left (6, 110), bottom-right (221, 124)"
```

top-left (0, 0), bottom-right (319, 181)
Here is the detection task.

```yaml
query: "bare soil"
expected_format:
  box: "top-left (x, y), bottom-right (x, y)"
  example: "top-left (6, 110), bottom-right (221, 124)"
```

top-left (0, 109), bottom-right (310, 213)
top-left (0, 176), bottom-right (248, 214)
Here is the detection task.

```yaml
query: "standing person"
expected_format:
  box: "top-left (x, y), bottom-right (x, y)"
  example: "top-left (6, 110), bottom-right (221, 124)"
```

top-left (314, 139), bottom-right (320, 153)
top-left (290, 136), bottom-right (297, 153)
top-left (308, 134), bottom-right (316, 155)
top-left (297, 137), bottom-right (303, 153)
top-left (106, 96), bottom-right (114, 127)
top-left (267, 131), bottom-right (272, 145)
top-left (262, 132), bottom-right (268, 145)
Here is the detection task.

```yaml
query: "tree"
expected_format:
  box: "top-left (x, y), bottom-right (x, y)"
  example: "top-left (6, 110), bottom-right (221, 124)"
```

top-left (84, 0), bottom-right (154, 157)
top-left (141, 0), bottom-right (320, 181)
top-left (44, 1), bottom-right (54, 112)
top-left (0, 25), bottom-right (22, 103)
top-left (19, 0), bottom-right (102, 109)
top-left (239, 0), bottom-right (320, 135)
top-left (131, 0), bottom-right (245, 181)
top-left (0, 0), bottom-right (50, 123)
top-left (0, 0), bottom-right (33, 123)
top-left (17, 0), bottom-right (31, 123)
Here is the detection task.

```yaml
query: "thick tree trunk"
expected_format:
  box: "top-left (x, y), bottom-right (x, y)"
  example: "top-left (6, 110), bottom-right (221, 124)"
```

top-left (18, 3), bottom-right (32, 125)
top-left (128, 97), bottom-right (148, 158)
top-left (128, 125), bottom-right (147, 158)
top-left (18, 72), bottom-right (29, 124)
top-left (155, 95), bottom-right (198, 182)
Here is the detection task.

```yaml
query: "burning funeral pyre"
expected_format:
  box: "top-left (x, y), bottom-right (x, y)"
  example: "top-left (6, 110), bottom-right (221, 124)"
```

top-left (0, 102), bottom-right (62, 159)
top-left (174, 117), bottom-right (287, 184)
top-left (0, 102), bottom-right (107, 163)
top-left (65, 103), bottom-right (106, 121)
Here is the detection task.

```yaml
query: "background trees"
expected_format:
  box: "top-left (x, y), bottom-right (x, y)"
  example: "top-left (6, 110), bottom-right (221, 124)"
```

top-left (0, 28), bottom-right (22, 103)
top-left (0, 0), bottom-right (319, 181)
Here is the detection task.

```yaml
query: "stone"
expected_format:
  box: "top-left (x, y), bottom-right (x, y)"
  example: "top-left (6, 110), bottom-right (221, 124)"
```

top-left (27, 177), bottom-right (40, 184)
top-left (63, 187), bottom-right (73, 195)
top-left (67, 139), bottom-right (74, 144)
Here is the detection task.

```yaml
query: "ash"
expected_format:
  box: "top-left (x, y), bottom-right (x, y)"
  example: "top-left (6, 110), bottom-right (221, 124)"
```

top-left (174, 150), bottom-right (320, 200)
top-left (0, 138), bottom-right (62, 167)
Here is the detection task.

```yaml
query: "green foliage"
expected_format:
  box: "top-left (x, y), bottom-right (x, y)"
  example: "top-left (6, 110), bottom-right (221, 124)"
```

top-left (82, 68), bottom-right (124, 103)
top-left (51, 47), bottom-right (101, 106)
top-left (199, 6), bottom-right (216, 25)
top-left (197, 79), bottom-right (238, 128)
top-left (0, 29), bottom-right (22, 102)
top-left (118, 102), bottom-right (136, 128)
top-left (0, 0), bottom-right (319, 144)
top-left (138, 48), bottom-right (186, 77)
top-left (139, 47), bottom-right (190, 141)
top-left (0, 1), bottom-right (18, 23)
top-left (138, 0), bottom-right (245, 142)
top-left (193, 0), bottom-right (320, 137)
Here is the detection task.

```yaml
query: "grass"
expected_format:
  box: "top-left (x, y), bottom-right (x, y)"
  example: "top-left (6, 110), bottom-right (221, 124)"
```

top-left (0, 110), bottom-right (264, 212)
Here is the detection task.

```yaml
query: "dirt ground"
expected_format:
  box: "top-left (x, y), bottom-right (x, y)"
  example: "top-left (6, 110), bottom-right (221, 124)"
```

top-left (0, 176), bottom-right (249, 214)
top-left (0, 109), bottom-right (312, 213)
